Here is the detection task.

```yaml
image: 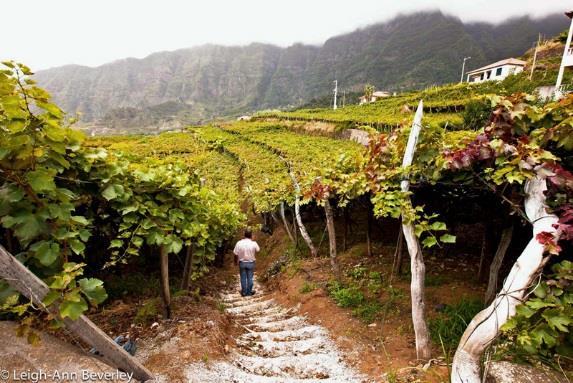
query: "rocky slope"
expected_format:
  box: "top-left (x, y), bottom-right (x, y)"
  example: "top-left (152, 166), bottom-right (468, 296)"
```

top-left (35, 11), bottom-right (568, 131)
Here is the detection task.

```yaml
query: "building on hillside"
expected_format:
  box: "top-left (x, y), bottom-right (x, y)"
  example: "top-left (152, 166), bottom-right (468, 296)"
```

top-left (359, 90), bottom-right (392, 105)
top-left (465, 58), bottom-right (526, 83)
top-left (536, 85), bottom-right (557, 102)
top-left (554, 11), bottom-right (573, 99)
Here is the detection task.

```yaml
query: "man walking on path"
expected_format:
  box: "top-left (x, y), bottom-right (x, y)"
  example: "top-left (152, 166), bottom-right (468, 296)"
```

top-left (233, 229), bottom-right (260, 296)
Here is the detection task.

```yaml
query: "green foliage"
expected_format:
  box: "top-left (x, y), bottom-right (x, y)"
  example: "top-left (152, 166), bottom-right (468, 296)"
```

top-left (347, 265), bottom-right (369, 280)
top-left (363, 84), bottom-right (375, 102)
top-left (352, 301), bottom-right (382, 323)
top-left (134, 299), bottom-right (159, 324)
top-left (365, 127), bottom-right (457, 248)
top-left (327, 281), bottom-right (365, 308)
top-left (462, 99), bottom-right (492, 130)
top-left (345, 266), bottom-right (384, 294)
top-left (429, 298), bottom-right (483, 352)
top-left (299, 281), bottom-right (317, 294)
top-left (0, 61), bottom-right (104, 321)
top-left (425, 274), bottom-right (448, 287)
top-left (499, 260), bottom-right (573, 365)
top-left (103, 273), bottom-right (161, 300)
top-left (0, 62), bottom-right (244, 327)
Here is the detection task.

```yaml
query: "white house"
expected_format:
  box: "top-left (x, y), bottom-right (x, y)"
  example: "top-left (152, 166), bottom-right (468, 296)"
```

top-left (555, 11), bottom-right (573, 99)
top-left (465, 58), bottom-right (526, 83)
top-left (359, 91), bottom-right (392, 105)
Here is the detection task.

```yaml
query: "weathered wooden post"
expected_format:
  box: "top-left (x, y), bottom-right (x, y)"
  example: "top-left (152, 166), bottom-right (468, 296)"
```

top-left (451, 176), bottom-right (559, 382)
top-left (0, 245), bottom-right (155, 382)
top-left (288, 169), bottom-right (318, 257)
top-left (279, 202), bottom-right (295, 243)
top-left (323, 198), bottom-right (340, 277)
top-left (400, 100), bottom-right (432, 360)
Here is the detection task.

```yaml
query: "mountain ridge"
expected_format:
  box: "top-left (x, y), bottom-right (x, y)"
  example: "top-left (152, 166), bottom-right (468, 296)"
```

top-left (34, 11), bottom-right (568, 131)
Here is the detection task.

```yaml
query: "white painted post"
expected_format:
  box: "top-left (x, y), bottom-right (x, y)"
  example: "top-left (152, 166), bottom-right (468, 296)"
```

top-left (400, 100), bottom-right (432, 360)
top-left (460, 57), bottom-right (471, 83)
top-left (451, 176), bottom-right (559, 382)
top-left (333, 80), bottom-right (338, 110)
top-left (555, 14), bottom-right (573, 99)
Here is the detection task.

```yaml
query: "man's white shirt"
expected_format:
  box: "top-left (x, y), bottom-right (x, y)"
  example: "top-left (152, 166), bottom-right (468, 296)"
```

top-left (233, 238), bottom-right (260, 262)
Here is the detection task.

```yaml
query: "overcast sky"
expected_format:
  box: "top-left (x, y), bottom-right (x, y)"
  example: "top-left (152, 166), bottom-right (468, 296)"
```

top-left (2, 0), bottom-right (571, 70)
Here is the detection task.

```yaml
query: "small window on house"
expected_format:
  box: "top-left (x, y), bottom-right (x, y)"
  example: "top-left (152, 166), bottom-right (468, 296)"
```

top-left (496, 67), bottom-right (502, 76)
top-left (480, 73), bottom-right (484, 80)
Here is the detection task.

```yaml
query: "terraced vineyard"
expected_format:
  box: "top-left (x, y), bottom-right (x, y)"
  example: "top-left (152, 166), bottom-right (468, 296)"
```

top-left (254, 74), bottom-right (551, 130)
top-left (88, 132), bottom-right (243, 206)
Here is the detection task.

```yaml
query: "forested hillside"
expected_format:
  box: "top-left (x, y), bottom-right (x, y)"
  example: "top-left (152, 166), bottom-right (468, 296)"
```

top-left (35, 11), bottom-right (567, 131)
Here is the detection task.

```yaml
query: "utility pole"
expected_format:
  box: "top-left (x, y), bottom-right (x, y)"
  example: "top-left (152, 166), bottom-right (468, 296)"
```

top-left (555, 12), bottom-right (573, 99)
top-left (460, 57), bottom-right (471, 83)
top-left (342, 90), bottom-right (346, 108)
top-left (333, 80), bottom-right (338, 110)
top-left (529, 34), bottom-right (541, 81)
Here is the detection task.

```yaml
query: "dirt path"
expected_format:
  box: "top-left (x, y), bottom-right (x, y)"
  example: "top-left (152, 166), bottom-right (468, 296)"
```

top-left (184, 278), bottom-right (365, 382)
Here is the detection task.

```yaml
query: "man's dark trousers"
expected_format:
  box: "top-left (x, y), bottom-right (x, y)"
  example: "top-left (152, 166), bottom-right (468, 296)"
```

top-left (239, 261), bottom-right (255, 296)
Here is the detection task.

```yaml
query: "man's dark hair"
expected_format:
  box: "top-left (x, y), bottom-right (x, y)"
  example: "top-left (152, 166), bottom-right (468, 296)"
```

top-left (244, 228), bottom-right (252, 238)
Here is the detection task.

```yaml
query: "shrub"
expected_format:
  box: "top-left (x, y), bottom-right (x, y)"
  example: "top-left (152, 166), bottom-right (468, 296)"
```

top-left (328, 281), bottom-right (365, 308)
top-left (367, 271), bottom-right (384, 294)
top-left (134, 299), bottom-right (159, 324)
top-left (429, 298), bottom-right (483, 352)
top-left (462, 99), bottom-right (492, 130)
top-left (299, 281), bottom-right (317, 294)
top-left (498, 260), bottom-right (573, 366)
top-left (353, 302), bottom-right (382, 322)
top-left (347, 265), bottom-right (368, 280)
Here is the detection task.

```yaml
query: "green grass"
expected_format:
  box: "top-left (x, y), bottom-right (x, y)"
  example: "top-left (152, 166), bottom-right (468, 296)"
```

top-left (299, 281), bottom-right (318, 294)
top-left (426, 274), bottom-right (448, 287)
top-left (352, 301), bottom-right (383, 322)
top-left (327, 280), bottom-right (388, 322)
top-left (429, 298), bottom-right (483, 352)
top-left (328, 281), bottom-right (365, 308)
top-left (134, 298), bottom-right (159, 324)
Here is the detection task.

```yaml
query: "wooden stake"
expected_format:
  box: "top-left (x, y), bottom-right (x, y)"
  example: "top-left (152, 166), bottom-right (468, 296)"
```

top-left (400, 100), bottom-right (431, 360)
top-left (324, 199), bottom-right (340, 278)
top-left (477, 227), bottom-right (488, 283)
top-left (366, 204), bottom-right (373, 257)
top-left (159, 245), bottom-right (171, 319)
top-left (391, 228), bottom-right (405, 279)
top-left (288, 170), bottom-right (317, 257)
top-left (0, 245), bottom-right (154, 382)
top-left (280, 202), bottom-right (295, 243)
top-left (451, 176), bottom-right (559, 382)
top-left (529, 34), bottom-right (541, 81)
top-left (180, 244), bottom-right (193, 291)
top-left (484, 225), bottom-right (513, 304)
top-left (342, 207), bottom-right (349, 252)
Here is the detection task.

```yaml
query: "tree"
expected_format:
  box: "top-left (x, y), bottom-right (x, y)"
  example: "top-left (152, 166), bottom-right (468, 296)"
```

top-left (363, 84), bottom-right (375, 103)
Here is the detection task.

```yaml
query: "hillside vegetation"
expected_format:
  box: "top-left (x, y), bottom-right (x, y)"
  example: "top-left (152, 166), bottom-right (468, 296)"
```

top-left (34, 11), bottom-right (567, 132)
top-left (259, 36), bottom-right (572, 131)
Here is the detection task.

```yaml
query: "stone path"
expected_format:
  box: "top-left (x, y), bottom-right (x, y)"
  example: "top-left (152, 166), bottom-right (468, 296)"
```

top-left (185, 279), bottom-right (365, 382)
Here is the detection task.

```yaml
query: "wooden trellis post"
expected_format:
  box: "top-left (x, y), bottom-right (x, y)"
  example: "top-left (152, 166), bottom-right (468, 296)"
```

top-left (0, 245), bottom-right (155, 383)
top-left (400, 100), bottom-right (432, 360)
